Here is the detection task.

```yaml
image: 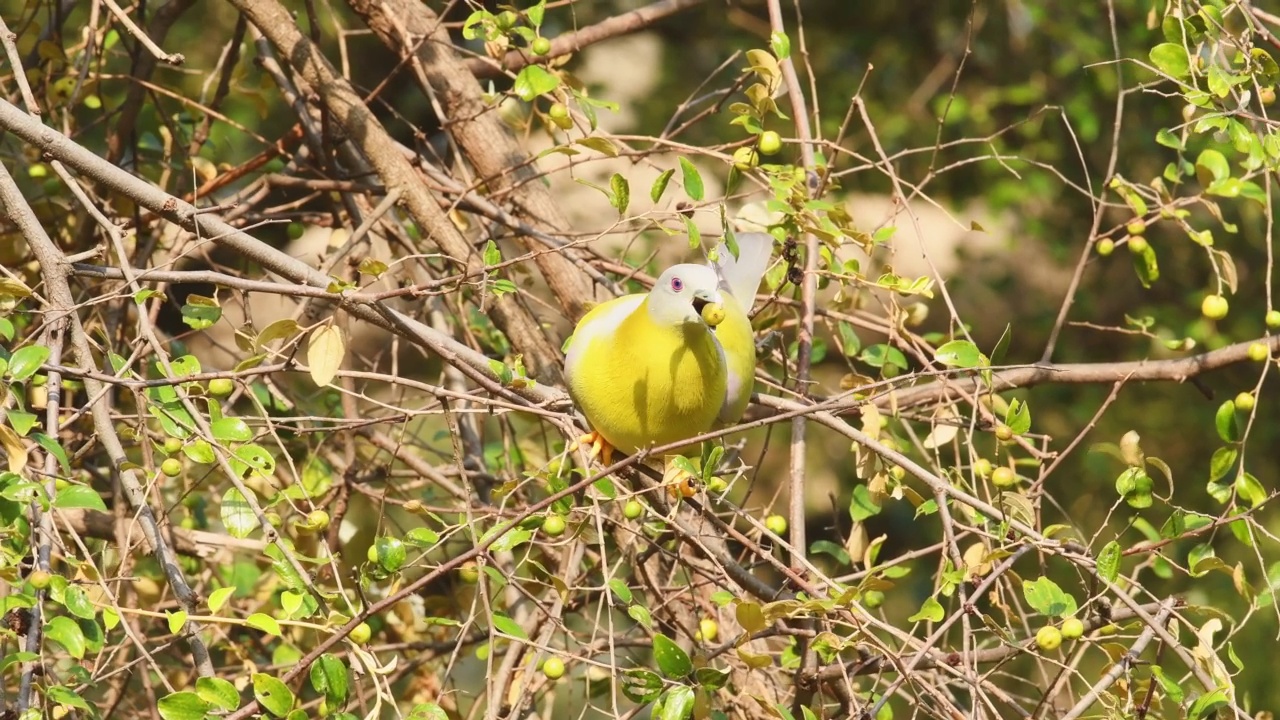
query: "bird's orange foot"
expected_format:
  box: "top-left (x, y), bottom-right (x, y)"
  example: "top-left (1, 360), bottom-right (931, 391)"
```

top-left (570, 431), bottom-right (615, 467)
top-left (663, 456), bottom-right (700, 501)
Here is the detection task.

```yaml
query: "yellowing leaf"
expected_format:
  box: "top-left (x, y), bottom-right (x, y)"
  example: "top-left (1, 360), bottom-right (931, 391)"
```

top-left (307, 324), bottom-right (344, 387)
top-left (0, 424), bottom-right (28, 473)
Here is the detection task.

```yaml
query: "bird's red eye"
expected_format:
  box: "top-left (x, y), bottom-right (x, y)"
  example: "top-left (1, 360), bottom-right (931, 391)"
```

top-left (670, 277), bottom-right (684, 292)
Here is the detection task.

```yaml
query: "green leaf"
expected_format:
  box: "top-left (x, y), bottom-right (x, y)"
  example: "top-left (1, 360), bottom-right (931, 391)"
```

top-left (849, 484), bottom-right (881, 521)
top-left (652, 633), bottom-right (693, 678)
top-left (934, 339), bottom-right (982, 368)
top-left (53, 485), bottom-right (107, 512)
top-left (32, 433), bottom-right (70, 476)
top-left (1155, 128), bottom-right (1183, 150)
top-left (908, 596), bottom-right (944, 623)
top-left (1131, 241), bottom-right (1159, 288)
top-left (735, 601), bottom-right (765, 633)
top-left (627, 603), bottom-right (652, 629)
top-left (181, 294), bottom-right (221, 330)
top-left (679, 157), bottom-right (704, 201)
top-left (1116, 467), bottom-right (1154, 509)
top-left (157, 691), bottom-right (211, 720)
top-left (310, 654), bottom-right (350, 707)
top-left (211, 417), bottom-right (252, 443)
top-left (1150, 665), bottom-right (1185, 704)
top-left (608, 578), bottom-right (633, 604)
top-left (512, 65), bottom-right (559, 101)
top-left (407, 703), bottom-right (450, 720)
top-left (1149, 43), bottom-right (1191, 79)
top-left (1022, 577), bottom-right (1078, 618)
top-left (46, 685), bottom-right (91, 710)
top-left (371, 536), bottom-right (406, 572)
top-left (221, 488), bottom-right (257, 539)
top-left (483, 240), bottom-right (501, 267)
top-left (6, 345), bottom-right (49, 381)
top-left (63, 585), bottom-right (96, 620)
top-left (1188, 688), bottom-right (1230, 719)
top-left (253, 673), bottom-right (295, 717)
top-left (683, 215), bottom-right (701, 250)
top-left (658, 686), bottom-right (695, 720)
top-left (167, 610), bottom-right (187, 634)
top-left (1236, 471), bottom-right (1266, 509)
top-left (6, 411), bottom-right (34, 437)
top-left (45, 616), bottom-right (86, 659)
top-left (404, 527), bottom-right (439, 547)
top-left (620, 668), bottom-right (664, 703)
top-left (491, 612), bottom-right (528, 640)
top-left (609, 173), bottom-right (629, 214)
top-left (1215, 400), bottom-right (1240, 442)
top-left (1195, 148), bottom-right (1231, 186)
top-left (246, 613), bottom-right (282, 637)
top-left (651, 169), bottom-right (675, 203)
top-left (1097, 541), bottom-right (1121, 583)
top-left (196, 677), bottom-right (240, 711)
top-left (1004, 398), bottom-right (1031, 435)
top-left (1208, 446), bottom-right (1238, 483)
top-left (837, 322), bottom-right (861, 356)
top-left (770, 30), bottom-right (791, 60)
top-left (576, 136), bottom-right (618, 157)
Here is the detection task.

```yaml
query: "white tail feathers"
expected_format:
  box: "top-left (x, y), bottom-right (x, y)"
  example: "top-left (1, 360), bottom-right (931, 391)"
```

top-left (711, 232), bottom-right (773, 311)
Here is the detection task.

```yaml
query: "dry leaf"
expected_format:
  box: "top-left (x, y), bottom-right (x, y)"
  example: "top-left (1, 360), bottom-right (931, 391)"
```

top-left (307, 324), bottom-right (345, 387)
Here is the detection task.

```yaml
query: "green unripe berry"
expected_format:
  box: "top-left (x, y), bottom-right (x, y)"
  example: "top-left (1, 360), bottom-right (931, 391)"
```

top-left (994, 424), bottom-right (1014, 442)
top-left (1126, 219), bottom-right (1146, 236)
top-left (1235, 392), bottom-right (1256, 412)
top-left (757, 130), bottom-right (782, 156)
top-left (1096, 238), bottom-right (1114, 256)
top-left (161, 458), bottom-right (183, 477)
top-left (349, 622), bottom-right (372, 644)
top-left (973, 459), bottom-right (993, 478)
top-left (208, 378), bottom-right (234, 396)
top-left (548, 102), bottom-right (569, 120)
top-left (1127, 236), bottom-right (1149, 254)
top-left (163, 437), bottom-right (184, 454)
top-left (732, 146), bottom-right (759, 171)
top-left (623, 500), bottom-right (643, 519)
top-left (1060, 617), bottom-right (1085, 640)
top-left (541, 514), bottom-right (567, 537)
top-left (1267, 310), bottom-right (1280, 328)
top-left (1036, 625), bottom-right (1062, 651)
top-left (542, 656), bottom-right (565, 679)
top-left (531, 37), bottom-right (551, 56)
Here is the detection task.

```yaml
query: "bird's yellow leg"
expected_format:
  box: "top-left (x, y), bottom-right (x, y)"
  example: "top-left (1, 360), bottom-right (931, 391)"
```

top-left (569, 431), bottom-right (615, 467)
top-left (663, 456), bottom-right (700, 501)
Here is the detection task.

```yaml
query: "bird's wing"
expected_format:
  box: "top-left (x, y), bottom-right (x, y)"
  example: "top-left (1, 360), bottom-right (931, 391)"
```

top-left (563, 294), bottom-right (645, 385)
top-left (711, 232), bottom-right (773, 310)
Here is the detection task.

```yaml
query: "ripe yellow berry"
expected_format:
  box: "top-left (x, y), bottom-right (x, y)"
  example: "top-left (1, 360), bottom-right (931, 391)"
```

top-left (1201, 294), bottom-right (1229, 320)
top-left (698, 618), bottom-right (719, 642)
top-left (764, 514), bottom-right (787, 535)
top-left (991, 467), bottom-right (1017, 488)
top-left (1096, 239), bottom-right (1115, 256)
top-left (1234, 392), bottom-right (1255, 412)
top-left (1248, 342), bottom-right (1269, 362)
top-left (732, 146), bottom-right (759, 171)
top-left (1060, 617), bottom-right (1085, 639)
top-left (1127, 236), bottom-right (1149, 254)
